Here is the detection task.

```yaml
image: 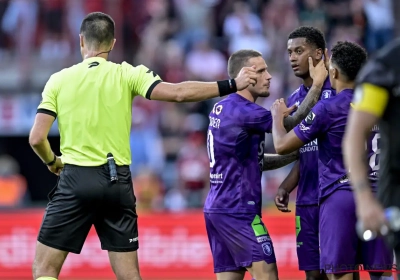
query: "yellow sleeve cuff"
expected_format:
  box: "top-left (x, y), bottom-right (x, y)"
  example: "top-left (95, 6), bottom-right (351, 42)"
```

top-left (352, 83), bottom-right (389, 117)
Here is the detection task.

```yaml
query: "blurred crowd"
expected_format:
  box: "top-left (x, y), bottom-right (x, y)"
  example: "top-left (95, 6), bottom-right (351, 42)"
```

top-left (0, 0), bottom-right (397, 211)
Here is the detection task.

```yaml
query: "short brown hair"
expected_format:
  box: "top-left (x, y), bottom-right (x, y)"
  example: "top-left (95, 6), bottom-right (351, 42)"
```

top-left (80, 12), bottom-right (115, 48)
top-left (228, 50), bottom-right (262, 78)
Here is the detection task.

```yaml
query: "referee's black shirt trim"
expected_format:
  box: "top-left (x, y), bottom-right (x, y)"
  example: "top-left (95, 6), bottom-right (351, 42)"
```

top-left (145, 80), bottom-right (162, 100)
top-left (37, 108), bottom-right (57, 118)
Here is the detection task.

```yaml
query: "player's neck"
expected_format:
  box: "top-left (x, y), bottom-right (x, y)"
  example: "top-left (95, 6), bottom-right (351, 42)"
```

top-left (336, 81), bottom-right (355, 94)
top-left (237, 90), bottom-right (256, 103)
top-left (83, 50), bottom-right (109, 60)
top-left (303, 76), bottom-right (313, 88)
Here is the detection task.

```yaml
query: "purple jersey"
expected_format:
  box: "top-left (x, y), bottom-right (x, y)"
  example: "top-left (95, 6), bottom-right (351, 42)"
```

top-left (286, 78), bottom-right (335, 205)
top-left (204, 93), bottom-right (272, 215)
top-left (293, 89), bottom-right (356, 199)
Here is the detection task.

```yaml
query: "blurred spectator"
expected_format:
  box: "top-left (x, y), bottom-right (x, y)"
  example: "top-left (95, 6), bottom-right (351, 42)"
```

top-left (1, 0), bottom-right (38, 88)
top-left (133, 168), bottom-right (164, 212)
top-left (164, 187), bottom-right (187, 212)
top-left (363, 0), bottom-right (394, 53)
top-left (130, 98), bottom-right (165, 177)
top-left (298, 0), bottom-right (327, 34)
top-left (177, 129), bottom-right (209, 209)
top-left (185, 37), bottom-right (227, 81)
top-left (174, 0), bottom-right (218, 52)
top-left (0, 154), bottom-right (28, 208)
top-left (223, 1), bottom-right (263, 39)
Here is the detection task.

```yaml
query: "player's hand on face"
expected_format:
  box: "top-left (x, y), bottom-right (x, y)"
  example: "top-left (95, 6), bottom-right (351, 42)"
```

top-left (271, 98), bottom-right (289, 119)
top-left (47, 156), bottom-right (64, 176)
top-left (274, 187), bottom-right (291, 212)
top-left (235, 66), bottom-right (257, 90)
top-left (355, 192), bottom-right (387, 235)
top-left (323, 48), bottom-right (330, 70)
top-left (309, 57), bottom-right (328, 87)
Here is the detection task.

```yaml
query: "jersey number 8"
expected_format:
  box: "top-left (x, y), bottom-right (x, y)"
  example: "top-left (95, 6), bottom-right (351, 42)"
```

top-left (369, 133), bottom-right (380, 171)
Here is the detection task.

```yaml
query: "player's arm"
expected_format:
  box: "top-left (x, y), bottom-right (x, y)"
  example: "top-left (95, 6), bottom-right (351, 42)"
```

top-left (278, 160), bottom-right (300, 194)
top-left (127, 64), bottom-right (257, 102)
top-left (262, 151), bottom-right (299, 171)
top-left (283, 56), bottom-right (328, 131)
top-left (343, 83), bottom-right (388, 195)
top-left (275, 161), bottom-right (300, 212)
top-left (283, 83), bottom-right (323, 131)
top-left (29, 75), bottom-right (58, 164)
top-left (272, 99), bottom-right (326, 155)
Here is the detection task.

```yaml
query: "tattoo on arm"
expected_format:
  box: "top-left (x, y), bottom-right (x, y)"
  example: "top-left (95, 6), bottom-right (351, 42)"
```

top-left (283, 85), bottom-right (322, 131)
top-left (263, 151), bottom-right (299, 171)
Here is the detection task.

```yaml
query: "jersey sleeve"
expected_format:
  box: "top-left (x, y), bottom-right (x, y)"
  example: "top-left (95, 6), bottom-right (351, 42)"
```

top-left (37, 74), bottom-right (59, 117)
top-left (243, 107), bottom-right (273, 133)
top-left (123, 62), bottom-right (162, 99)
top-left (293, 102), bottom-right (327, 144)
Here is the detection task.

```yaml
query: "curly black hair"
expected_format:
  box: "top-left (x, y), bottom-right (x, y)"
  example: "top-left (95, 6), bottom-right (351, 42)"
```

top-left (331, 41), bottom-right (368, 81)
top-left (288, 26), bottom-right (326, 50)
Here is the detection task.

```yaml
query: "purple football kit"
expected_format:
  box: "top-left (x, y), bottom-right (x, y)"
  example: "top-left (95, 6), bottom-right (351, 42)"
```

top-left (204, 93), bottom-right (276, 273)
top-left (286, 78), bottom-right (334, 271)
top-left (293, 89), bottom-right (393, 273)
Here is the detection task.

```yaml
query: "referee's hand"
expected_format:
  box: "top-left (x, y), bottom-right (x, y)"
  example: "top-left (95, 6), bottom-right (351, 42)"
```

top-left (48, 156), bottom-right (64, 176)
top-left (235, 66), bottom-right (258, 90)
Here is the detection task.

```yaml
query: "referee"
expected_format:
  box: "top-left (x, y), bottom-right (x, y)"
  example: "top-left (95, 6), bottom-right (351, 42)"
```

top-left (343, 38), bottom-right (400, 273)
top-left (29, 12), bottom-right (257, 280)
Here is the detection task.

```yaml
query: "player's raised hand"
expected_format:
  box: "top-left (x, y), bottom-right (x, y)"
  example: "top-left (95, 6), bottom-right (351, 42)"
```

top-left (274, 187), bottom-right (291, 212)
top-left (309, 57), bottom-right (328, 87)
top-left (323, 48), bottom-right (330, 70)
top-left (271, 98), bottom-right (289, 119)
top-left (234, 66), bottom-right (257, 90)
top-left (48, 156), bottom-right (64, 176)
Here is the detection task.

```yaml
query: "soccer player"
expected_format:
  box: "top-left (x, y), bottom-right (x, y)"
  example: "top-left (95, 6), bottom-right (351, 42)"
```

top-left (204, 49), bottom-right (327, 280)
top-left (270, 41), bottom-right (393, 280)
top-left (28, 12), bottom-right (259, 280)
top-left (274, 26), bottom-right (334, 280)
top-left (343, 39), bottom-right (400, 276)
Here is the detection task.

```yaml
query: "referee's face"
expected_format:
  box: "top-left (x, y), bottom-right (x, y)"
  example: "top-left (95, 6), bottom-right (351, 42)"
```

top-left (246, 56), bottom-right (272, 98)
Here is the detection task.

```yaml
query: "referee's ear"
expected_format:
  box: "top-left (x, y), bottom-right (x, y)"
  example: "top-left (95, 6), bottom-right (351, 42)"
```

top-left (110, 39), bottom-right (116, 51)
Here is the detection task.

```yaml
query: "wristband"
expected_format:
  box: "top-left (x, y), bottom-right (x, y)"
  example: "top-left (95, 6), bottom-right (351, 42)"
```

top-left (44, 154), bottom-right (57, 166)
top-left (217, 79), bottom-right (237, 97)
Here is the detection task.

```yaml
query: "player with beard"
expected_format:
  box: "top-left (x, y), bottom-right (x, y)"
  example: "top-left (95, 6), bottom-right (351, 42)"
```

top-left (204, 49), bottom-right (327, 280)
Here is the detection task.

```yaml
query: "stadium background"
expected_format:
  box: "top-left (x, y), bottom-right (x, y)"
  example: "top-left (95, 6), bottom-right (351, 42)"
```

top-left (0, 0), bottom-right (399, 279)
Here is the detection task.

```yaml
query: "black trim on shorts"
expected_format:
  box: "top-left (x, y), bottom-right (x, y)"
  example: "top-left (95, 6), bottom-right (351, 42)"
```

top-left (145, 80), bottom-right (162, 100)
top-left (37, 108), bottom-right (57, 118)
top-left (102, 244), bottom-right (139, 252)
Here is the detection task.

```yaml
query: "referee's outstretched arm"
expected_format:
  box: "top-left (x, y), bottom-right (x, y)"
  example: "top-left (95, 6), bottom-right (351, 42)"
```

top-left (28, 11), bottom-right (267, 280)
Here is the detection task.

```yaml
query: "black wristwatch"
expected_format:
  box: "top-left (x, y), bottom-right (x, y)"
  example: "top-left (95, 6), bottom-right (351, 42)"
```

top-left (45, 154), bottom-right (57, 166)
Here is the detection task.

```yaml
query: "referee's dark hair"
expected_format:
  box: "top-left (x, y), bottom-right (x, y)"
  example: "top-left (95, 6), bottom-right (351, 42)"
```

top-left (288, 26), bottom-right (326, 51)
top-left (331, 41), bottom-right (368, 81)
top-left (80, 12), bottom-right (115, 48)
top-left (228, 49), bottom-right (262, 79)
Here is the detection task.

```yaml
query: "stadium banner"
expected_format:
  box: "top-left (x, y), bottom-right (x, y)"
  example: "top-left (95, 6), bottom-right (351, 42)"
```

top-left (0, 210), bottom-right (385, 279)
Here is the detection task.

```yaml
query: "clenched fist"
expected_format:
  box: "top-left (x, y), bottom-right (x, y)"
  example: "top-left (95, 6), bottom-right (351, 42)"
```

top-left (234, 66), bottom-right (258, 91)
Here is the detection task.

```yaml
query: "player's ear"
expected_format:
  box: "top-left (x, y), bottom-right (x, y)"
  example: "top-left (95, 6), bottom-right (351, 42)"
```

top-left (315, 48), bottom-right (323, 61)
top-left (110, 39), bottom-right (116, 51)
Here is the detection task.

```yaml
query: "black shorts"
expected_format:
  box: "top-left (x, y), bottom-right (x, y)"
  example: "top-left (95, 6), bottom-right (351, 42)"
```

top-left (38, 164), bottom-right (138, 254)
